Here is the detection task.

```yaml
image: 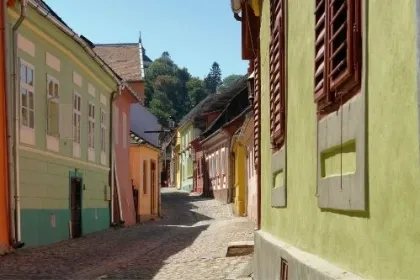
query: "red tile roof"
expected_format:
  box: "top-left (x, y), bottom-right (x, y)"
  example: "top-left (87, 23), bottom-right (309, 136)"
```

top-left (94, 44), bottom-right (142, 81)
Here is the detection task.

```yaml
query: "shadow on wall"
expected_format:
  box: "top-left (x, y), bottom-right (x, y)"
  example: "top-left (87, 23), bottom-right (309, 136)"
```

top-left (0, 191), bottom-right (213, 279)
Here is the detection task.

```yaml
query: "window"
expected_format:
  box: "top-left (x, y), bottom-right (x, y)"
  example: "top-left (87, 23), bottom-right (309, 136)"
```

top-left (47, 75), bottom-right (59, 137)
top-left (88, 102), bottom-right (95, 148)
top-left (72, 93), bottom-right (81, 144)
top-left (100, 109), bottom-right (106, 152)
top-left (269, 0), bottom-right (286, 149)
top-left (314, 0), bottom-right (361, 115)
top-left (20, 61), bottom-right (35, 129)
top-left (280, 259), bottom-right (288, 280)
top-left (143, 160), bottom-right (147, 194)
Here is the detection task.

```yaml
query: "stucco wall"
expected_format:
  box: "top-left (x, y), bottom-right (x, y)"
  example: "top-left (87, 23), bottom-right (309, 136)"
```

top-left (258, 0), bottom-right (419, 279)
top-left (130, 146), bottom-right (159, 221)
top-left (6, 4), bottom-right (116, 247)
top-left (114, 92), bottom-right (136, 226)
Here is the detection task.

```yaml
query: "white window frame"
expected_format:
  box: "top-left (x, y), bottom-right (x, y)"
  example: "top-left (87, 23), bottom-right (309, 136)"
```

top-left (46, 74), bottom-right (60, 138)
top-left (72, 92), bottom-right (81, 144)
top-left (100, 109), bottom-right (106, 152)
top-left (20, 59), bottom-right (35, 130)
top-left (88, 102), bottom-right (95, 149)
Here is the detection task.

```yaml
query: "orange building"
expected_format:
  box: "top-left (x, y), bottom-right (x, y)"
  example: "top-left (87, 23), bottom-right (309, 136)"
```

top-left (130, 133), bottom-right (160, 222)
top-left (0, 0), bottom-right (11, 254)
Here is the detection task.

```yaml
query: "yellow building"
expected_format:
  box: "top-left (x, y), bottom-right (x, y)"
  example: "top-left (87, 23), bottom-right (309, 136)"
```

top-left (231, 111), bottom-right (258, 221)
top-left (130, 133), bottom-right (160, 222)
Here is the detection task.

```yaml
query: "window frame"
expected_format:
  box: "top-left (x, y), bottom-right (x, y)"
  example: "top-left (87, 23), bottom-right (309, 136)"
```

top-left (100, 109), bottom-right (106, 153)
top-left (72, 92), bottom-right (82, 144)
top-left (88, 102), bottom-right (95, 149)
top-left (20, 59), bottom-right (35, 129)
top-left (46, 74), bottom-right (60, 138)
top-left (314, 0), bottom-right (362, 117)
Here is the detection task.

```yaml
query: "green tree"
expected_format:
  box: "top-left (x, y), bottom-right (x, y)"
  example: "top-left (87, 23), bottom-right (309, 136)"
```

top-left (204, 62), bottom-right (222, 94)
top-left (218, 74), bottom-right (243, 92)
top-left (187, 77), bottom-right (207, 107)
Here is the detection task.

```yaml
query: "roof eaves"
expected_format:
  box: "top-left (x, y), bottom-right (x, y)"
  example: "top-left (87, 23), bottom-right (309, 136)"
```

top-left (28, 0), bottom-right (122, 87)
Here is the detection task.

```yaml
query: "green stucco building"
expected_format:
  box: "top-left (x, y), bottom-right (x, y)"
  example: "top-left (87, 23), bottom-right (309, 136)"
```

top-left (234, 0), bottom-right (420, 279)
top-left (6, 1), bottom-right (118, 247)
top-left (178, 121), bottom-right (195, 192)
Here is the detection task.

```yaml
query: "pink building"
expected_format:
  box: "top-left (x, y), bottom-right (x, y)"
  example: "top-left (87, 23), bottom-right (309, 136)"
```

top-left (94, 36), bottom-right (150, 226)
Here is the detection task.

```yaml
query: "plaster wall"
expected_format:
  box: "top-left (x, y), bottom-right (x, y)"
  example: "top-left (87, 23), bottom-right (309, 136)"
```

top-left (257, 0), bottom-right (419, 278)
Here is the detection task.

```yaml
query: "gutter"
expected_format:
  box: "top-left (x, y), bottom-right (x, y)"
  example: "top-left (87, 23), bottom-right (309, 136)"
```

top-left (29, 1), bottom-right (143, 104)
top-left (10, 0), bottom-right (27, 249)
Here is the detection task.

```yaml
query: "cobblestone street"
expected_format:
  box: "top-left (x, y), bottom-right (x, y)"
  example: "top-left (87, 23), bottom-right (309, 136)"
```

top-left (0, 188), bottom-right (255, 280)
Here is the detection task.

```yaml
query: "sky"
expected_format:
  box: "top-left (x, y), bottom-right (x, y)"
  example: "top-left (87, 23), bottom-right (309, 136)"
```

top-left (44, 0), bottom-right (248, 79)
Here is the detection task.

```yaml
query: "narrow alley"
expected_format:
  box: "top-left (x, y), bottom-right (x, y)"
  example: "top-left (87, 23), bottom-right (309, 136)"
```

top-left (0, 188), bottom-right (255, 280)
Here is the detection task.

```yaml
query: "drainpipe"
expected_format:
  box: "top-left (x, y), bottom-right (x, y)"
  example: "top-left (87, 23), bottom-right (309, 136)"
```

top-left (9, 0), bottom-right (27, 249)
top-left (109, 89), bottom-right (117, 225)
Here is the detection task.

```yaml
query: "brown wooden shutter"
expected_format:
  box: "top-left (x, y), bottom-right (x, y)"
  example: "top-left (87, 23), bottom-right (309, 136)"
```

top-left (314, 0), bottom-right (361, 113)
top-left (314, 0), bottom-right (329, 106)
top-left (328, 0), bottom-right (361, 97)
top-left (253, 54), bottom-right (260, 169)
top-left (269, 0), bottom-right (285, 148)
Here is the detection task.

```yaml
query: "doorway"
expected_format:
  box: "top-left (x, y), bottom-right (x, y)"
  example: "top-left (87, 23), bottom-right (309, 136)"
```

top-left (150, 160), bottom-right (156, 215)
top-left (70, 177), bottom-right (82, 238)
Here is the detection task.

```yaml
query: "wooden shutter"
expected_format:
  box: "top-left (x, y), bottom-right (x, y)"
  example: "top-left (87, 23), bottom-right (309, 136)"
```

top-left (314, 0), bottom-right (361, 113)
top-left (328, 0), bottom-right (361, 97)
top-left (269, 0), bottom-right (285, 148)
top-left (253, 54), bottom-right (260, 169)
top-left (314, 0), bottom-right (328, 104)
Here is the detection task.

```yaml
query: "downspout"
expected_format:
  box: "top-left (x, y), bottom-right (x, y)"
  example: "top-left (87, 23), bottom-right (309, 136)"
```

top-left (109, 89), bottom-right (118, 225)
top-left (110, 85), bottom-right (124, 224)
top-left (10, 0), bottom-right (27, 249)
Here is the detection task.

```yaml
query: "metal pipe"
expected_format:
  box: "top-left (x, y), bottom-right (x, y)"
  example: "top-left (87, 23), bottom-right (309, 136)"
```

top-left (108, 89), bottom-right (118, 224)
top-left (10, 0), bottom-right (27, 247)
top-left (1, 0), bottom-right (11, 251)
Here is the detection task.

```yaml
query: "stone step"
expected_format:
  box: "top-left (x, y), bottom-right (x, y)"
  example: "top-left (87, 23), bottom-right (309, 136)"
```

top-left (226, 241), bottom-right (254, 257)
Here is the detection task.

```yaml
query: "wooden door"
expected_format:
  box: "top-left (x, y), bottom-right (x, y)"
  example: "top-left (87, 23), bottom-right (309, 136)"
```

top-left (70, 178), bottom-right (82, 238)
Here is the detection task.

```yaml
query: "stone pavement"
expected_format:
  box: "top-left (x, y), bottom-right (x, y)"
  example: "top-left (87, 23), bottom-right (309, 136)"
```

top-left (0, 188), bottom-right (255, 280)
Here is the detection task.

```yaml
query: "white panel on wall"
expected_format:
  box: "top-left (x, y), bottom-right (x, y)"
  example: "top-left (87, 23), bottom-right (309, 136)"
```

top-left (46, 52), bottom-right (60, 72)
top-left (72, 71), bottom-right (82, 87)
top-left (100, 94), bottom-right (107, 105)
top-left (17, 34), bottom-right (35, 56)
top-left (88, 83), bottom-right (96, 97)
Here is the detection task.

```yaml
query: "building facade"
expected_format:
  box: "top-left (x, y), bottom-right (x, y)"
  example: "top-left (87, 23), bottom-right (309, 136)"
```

top-left (130, 135), bottom-right (160, 222)
top-left (94, 41), bottom-right (146, 227)
top-left (232, 0), bottom-right (420, 279)
top-left (130, 102), bottom-right (162, 222)
top-left (200, 80), bottom-right (250, 202)
top-left (178, 122), bottom-right (195, 192)
top-left (6, 1), bottom-right (119, 247)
